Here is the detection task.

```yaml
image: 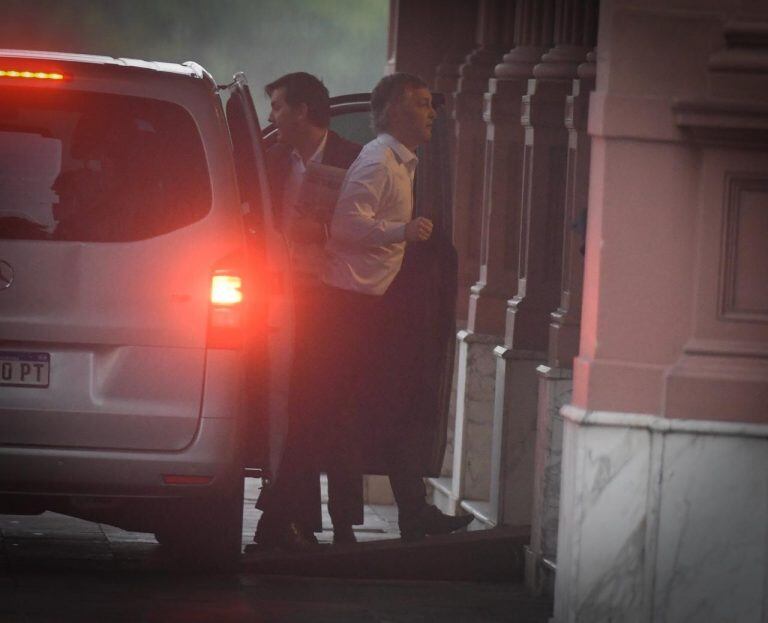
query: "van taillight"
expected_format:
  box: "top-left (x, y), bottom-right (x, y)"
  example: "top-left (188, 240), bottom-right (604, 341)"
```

top-left (211, 275), bottom-right (243, 305)
top-left (207, 258), bottom-right (245, 350)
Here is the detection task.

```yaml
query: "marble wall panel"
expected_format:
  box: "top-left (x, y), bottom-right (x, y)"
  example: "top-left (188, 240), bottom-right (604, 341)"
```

top-left (452, 332), bottom-right (499, 504)
top-left (539, 371), bottom-right (571, 560)
top-left (572, 424), bottom-right (652, 621)
top-left (526, 368), bottom-right (571, 594)
top-left (440, 341), bottom-right (462, 476)
top-left (462, 337), bottom-right (497, 500)
top-left (554, 408), bottom-right (768, 623)
top-left (496, 356), bottom-right (545, 526)
top-left (653, 433), bottom-right (768, 623)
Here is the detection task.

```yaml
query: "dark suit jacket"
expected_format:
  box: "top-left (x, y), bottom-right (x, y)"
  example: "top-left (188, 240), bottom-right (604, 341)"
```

top-left (265, 130), bottom-right (361, 230)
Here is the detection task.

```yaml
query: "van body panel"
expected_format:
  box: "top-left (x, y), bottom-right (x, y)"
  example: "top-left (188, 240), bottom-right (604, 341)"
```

top-left (0, 417), bottom-right (238, 496)
top-left (0, 54), bottom-right (247, 453)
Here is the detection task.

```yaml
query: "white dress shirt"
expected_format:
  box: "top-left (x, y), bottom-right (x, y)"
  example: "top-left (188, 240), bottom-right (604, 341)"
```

top-left (283, 131), bottom-right (327, 279)
top-left (323, 133), bottom-right (418, 295)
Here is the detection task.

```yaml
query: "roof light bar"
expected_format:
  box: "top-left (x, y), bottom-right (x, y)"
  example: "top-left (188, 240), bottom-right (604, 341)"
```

top-left (0, 69), bottom-right (66, 81)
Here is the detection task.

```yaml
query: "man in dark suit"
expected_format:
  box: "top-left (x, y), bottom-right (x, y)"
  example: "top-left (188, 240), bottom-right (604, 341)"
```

top-left (253, 72), bottom-right (362, 550)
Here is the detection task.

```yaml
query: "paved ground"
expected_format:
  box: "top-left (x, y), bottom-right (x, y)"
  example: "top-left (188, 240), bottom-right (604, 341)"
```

top-left (0, 478), bottom-right (553, 622)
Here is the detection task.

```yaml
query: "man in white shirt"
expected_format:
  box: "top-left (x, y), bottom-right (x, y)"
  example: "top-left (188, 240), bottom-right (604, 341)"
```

top-left (307, 73), bottom-right (473, 541)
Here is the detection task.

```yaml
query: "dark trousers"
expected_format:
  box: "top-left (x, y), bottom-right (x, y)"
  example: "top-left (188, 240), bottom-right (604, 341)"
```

top-left (256, 281), bottom-right (363, 531)
top-left (387, 441), bottom-right (429, 525)
top-left (257, 282), bottom-right (430, 531)
top-left (314, 285), bottom-right (428, 527)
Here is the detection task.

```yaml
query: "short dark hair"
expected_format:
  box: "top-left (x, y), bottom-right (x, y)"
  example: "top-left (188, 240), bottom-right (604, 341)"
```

top-left (370, 72), bottom-right (428, 133)
top-left (265, 72), bottom-right (330, 128)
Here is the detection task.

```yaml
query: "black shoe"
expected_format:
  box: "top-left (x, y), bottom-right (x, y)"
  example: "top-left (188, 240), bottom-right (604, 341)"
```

top-left (254, 520), bottom-right (319, 552)
top-left (332, 524), bottom-right (357, 545)
top-left (400, 506), bottom-right (474, 542)
top-left (424, 506), bottom-right (474, 536)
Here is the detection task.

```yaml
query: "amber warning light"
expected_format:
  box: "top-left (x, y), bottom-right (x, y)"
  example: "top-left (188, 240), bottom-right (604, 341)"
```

top-left (0, 69), bottom-right (66, 81)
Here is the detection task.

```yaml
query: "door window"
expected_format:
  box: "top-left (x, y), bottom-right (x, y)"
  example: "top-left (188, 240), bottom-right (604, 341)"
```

top-left (329, 110), bottom-right (374, 145)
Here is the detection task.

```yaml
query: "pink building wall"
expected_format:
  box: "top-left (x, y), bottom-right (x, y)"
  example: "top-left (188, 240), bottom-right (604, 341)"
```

top-left (388, 0), bottom-right (768, 618)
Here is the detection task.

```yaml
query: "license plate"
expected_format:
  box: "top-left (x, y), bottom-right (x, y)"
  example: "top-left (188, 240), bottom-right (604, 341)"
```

top-left (0, 351), bottom-right (50, 388)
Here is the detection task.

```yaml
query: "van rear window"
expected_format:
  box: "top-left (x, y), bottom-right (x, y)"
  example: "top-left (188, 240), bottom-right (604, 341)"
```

top-left (0, 88), bottom-right (211, 242)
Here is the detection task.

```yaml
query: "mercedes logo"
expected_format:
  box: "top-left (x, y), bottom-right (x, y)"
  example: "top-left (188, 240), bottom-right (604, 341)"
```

top-left (0, 261), bottom-right (14, 290)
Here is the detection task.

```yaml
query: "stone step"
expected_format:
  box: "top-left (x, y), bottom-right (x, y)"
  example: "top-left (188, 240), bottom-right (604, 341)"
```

top-left (242, 525), bottom-right (530, 581)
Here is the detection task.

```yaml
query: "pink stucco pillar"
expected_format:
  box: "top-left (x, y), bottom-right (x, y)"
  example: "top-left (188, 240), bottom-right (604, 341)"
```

top-left (484, 0), bottom-right (559, 529)
top-left (554, 4), bottom-right (768, 620)
top-left (525, 39), bottom-right (598, 596)
top-left (452, 0), bottom-right (514, 327)
top-left (467, 0), bottom-right (554, 339)
top-left (433, 0), bottom-right (518, 519)
top-left (433, 0), bottom-right (478, 201)
top-left (507, 0), bottom-right (593, 350)
top-left (548, 49), bottom-right (595, 369)
top-left (490, 0), bottom-right (595, 532)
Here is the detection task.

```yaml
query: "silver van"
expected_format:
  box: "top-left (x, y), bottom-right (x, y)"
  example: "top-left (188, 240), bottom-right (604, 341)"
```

top-left (0, 49), bottom-right (298, 564)
top-left (0, 50), bottom-right (454, 565)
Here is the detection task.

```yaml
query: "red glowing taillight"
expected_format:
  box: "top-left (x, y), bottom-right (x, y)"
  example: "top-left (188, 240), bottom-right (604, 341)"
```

top-left (210, 275), bottom-right (243, 306)
top-left (207, 254), bottom-right (245, 350)
top-left (0, 69), bottom-right (67, 81)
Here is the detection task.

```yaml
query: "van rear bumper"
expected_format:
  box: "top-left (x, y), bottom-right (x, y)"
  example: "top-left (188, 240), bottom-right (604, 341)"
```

top-left (0, 417), bottom-right (242, 498)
